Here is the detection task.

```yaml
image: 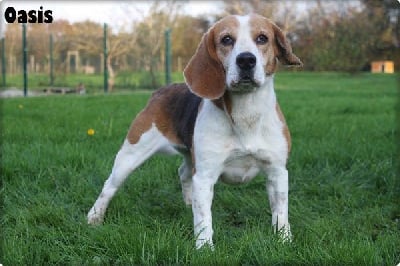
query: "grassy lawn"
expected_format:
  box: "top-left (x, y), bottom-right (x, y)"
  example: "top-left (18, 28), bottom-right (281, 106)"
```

top-left (1, 72), bottom-right (399, 264)
top-left (2, 71), bottom-right (185, 92)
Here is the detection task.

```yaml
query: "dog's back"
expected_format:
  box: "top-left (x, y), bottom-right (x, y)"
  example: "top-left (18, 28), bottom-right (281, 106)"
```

top-left (126, 83), bottom-right (201, 150)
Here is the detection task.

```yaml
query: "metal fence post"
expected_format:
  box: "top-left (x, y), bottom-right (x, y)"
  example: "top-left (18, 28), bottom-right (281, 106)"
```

top-left (22, 23), bottom-right (27, 97)
top-left (49, 33), bottom-right (54, 86)
top-left (1, 37), bottom-right (5, 88)
top-left (103, 23), bottom-right (108, 93)
top-left (165, 28), bottom-right (171, 85)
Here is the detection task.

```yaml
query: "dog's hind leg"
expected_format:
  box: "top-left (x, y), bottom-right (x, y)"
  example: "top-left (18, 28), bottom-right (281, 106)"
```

top-left (179, 154), bottom-right (193, 206)
top-left (87, 125), bottom-right (172, 225)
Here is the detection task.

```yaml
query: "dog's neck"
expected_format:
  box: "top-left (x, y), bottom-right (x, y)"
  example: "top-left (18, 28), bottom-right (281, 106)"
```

top-left (214, 75), bottom-right (276, 127)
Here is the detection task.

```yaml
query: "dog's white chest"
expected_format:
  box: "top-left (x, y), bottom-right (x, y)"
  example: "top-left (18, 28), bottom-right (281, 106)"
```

top-left (219, 131), bottom-right (280, 184)
top-left (195, 86), bottom-right (287, 185)
top-left (220, 149), bottom-right (261, 184)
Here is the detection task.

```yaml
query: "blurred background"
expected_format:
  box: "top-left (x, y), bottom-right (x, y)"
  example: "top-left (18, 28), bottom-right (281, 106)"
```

top-left (0, 0), bottom-right (399, 93)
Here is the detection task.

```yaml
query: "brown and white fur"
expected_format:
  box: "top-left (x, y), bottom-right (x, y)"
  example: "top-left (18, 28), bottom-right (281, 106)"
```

top-left (87, 14), bottom-right (302, 249)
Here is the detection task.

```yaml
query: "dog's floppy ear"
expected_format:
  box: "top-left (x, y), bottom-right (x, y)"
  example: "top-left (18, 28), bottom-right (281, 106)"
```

top-left (273, 24), bottom-right (303, 67)
top-left (184, 29), bottom-right (226, 100)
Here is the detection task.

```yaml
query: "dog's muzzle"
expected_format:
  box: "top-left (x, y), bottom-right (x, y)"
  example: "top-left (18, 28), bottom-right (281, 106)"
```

top-left (230, 52), bottom-right (258, 91)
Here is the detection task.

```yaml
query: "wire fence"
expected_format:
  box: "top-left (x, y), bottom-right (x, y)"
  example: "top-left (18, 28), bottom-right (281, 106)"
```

top-left (0, 23), bottom-right (175, 95)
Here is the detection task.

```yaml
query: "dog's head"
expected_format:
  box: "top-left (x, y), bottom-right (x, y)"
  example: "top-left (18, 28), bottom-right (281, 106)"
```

top-left (184, 14), bottom-right (302, 99)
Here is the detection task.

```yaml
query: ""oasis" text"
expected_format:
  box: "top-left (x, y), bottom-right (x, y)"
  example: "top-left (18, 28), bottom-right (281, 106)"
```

top-left (4, 6), bottom-right (53, 24)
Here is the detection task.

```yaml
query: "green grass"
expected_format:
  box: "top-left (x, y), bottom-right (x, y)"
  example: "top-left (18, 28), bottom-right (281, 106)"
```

top-left (2, 71), bottom-right (186, 91)
top-left (1, 72), bottom-right (399, 265)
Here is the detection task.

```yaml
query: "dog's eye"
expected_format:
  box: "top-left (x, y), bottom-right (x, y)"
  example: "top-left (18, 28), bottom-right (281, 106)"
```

top-left (221, 35), bottom-right (235, 46)
top-left (255, 34), bottom-right (268, 45)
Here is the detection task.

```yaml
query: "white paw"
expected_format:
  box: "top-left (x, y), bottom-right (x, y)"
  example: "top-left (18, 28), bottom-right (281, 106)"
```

top-left (87, 208), bottom-right (104, 225)
top-left (195, 238), bottom-right (214, 250)
top-left (275, 224), bottom-right (292, 243)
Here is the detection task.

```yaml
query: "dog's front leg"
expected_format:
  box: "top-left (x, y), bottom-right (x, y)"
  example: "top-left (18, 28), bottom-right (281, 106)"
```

top-left (192, 171), bottom-right (219, 249)
top-left (265, 166), bottom-right (291, 241)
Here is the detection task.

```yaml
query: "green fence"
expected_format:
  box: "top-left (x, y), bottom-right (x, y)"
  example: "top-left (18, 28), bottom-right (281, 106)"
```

top-left (0, 23), bottom-right (174, 94)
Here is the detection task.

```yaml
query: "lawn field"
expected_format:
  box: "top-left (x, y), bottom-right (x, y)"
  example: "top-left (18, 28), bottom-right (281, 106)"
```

top-left (1, 72), bottom-right (399, 265)
top-left (3, 71), bottom-right (185, 92)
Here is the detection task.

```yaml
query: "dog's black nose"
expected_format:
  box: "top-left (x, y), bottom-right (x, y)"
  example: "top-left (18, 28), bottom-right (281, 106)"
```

top-left (236, 52), bottom-right (256, 70)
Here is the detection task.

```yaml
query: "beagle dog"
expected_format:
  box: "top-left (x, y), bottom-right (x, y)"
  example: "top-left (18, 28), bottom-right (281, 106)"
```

top-left (87, 14), bottom-right (302, 249)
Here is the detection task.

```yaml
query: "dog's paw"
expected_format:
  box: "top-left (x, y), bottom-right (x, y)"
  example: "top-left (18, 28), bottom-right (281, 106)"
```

top-left (87, 209), bottom-right (104, 225)
top-left (278, 229), bottom-right (292, 243)
top-left (195, 239), bottom-right (214, 250)
top-left (275, 224), bottom-right (292, 243)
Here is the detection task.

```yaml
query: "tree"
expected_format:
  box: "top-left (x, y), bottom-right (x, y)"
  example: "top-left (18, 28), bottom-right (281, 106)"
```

top-left (27, 24), bottom-right (49, 73)
top-left (48, 20), bottom-right (74, 75)
top-left (132, 1), bottom-right (182, 88)
top-left (171, 15), bottom-right (209, 72)
top-left (4, 23), bottom-right (22, 74)
top-left (293, 1), bottom-right (394, 72)
top-left (221, 0), bottom-right (304, 33)
top-left (70, 20), bottom-right (136, 91)
top-left (222, 0), bottom-right (279, 20)
top-left (361, 0), bottom-right (400, 65)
